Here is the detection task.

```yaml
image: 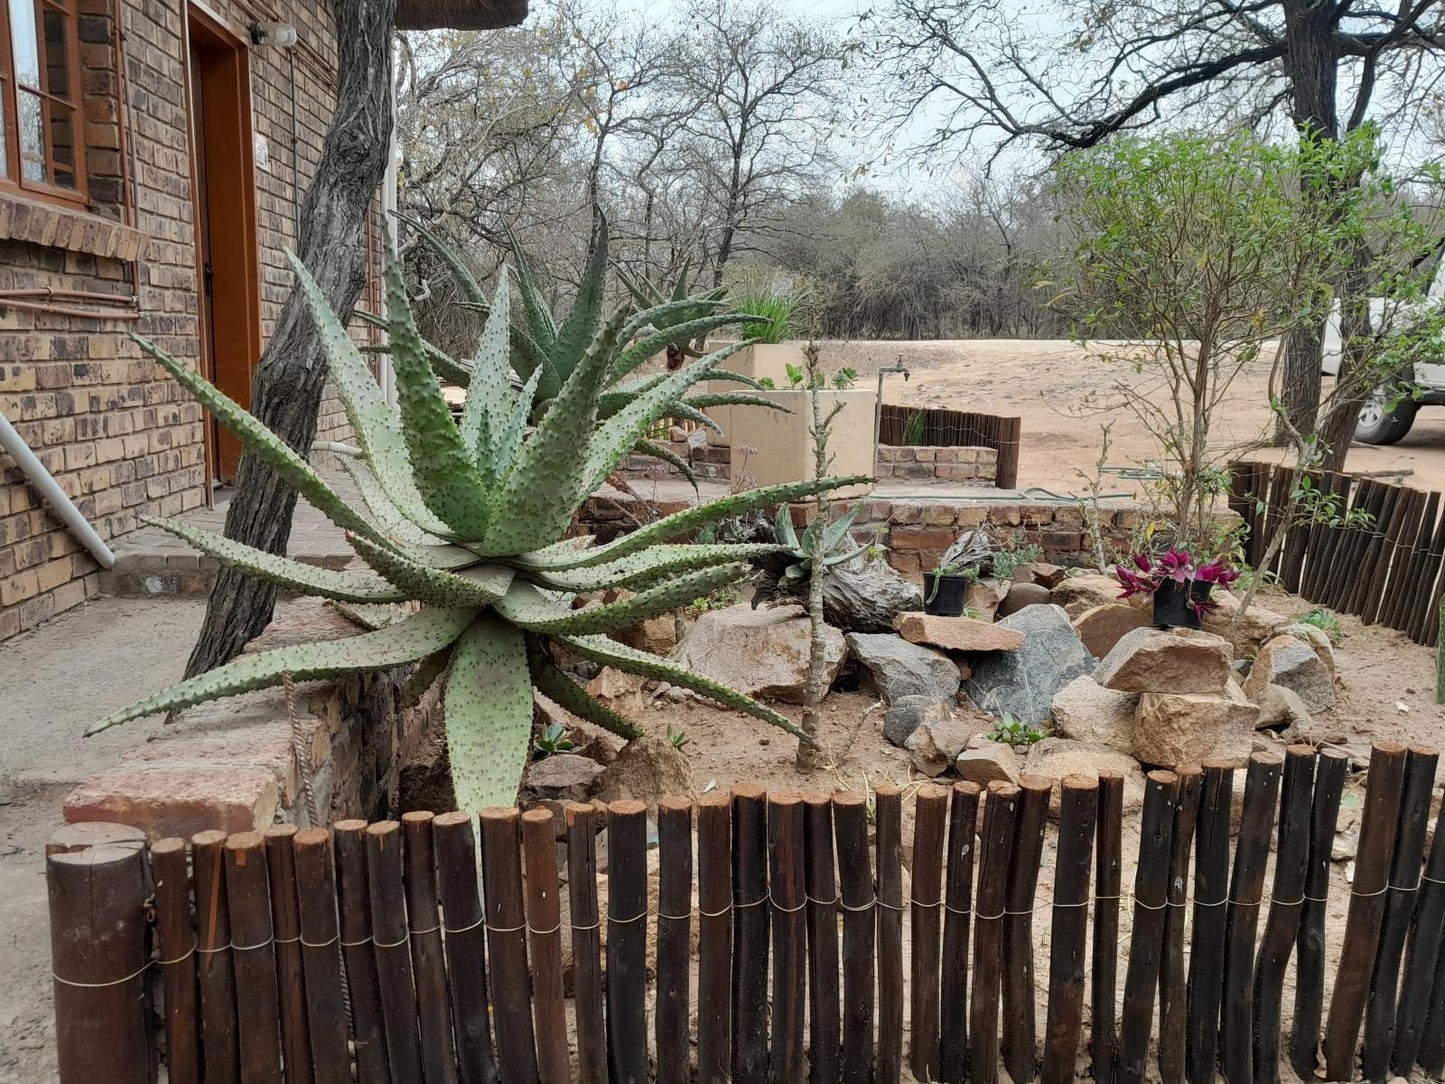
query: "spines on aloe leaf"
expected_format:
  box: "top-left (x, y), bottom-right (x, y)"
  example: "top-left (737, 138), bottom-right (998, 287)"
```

top-left (550, 214), bottom-right (610, 382)
top-left (348, 531), bottom-right (515, 608)
top-left (87, 606), bottom-right (476, 735)
top-left (608, 311), bottom-right (748, 383)
top-left (130, 332), bottom-right (384, 544)
top-left (142, 516), bottom-right (406, 603)
top-left (382, 245), bottom-right (496, 537)
top-left (528, 543), bottom-right (785, 593)
top-left (289, 252), bottom-right (458, 540)
top-left (507, 226), bottom-right (559, 355)
top-left (528, 646), bottom-right (642, 740)
top-left (620, 296), bottom-right (729, 344)
top-left (683, 391), bottom-right (789, 413)
top-left (632, 439), bottom-right (699, 489)
top-left (774, 504), bottom-right (801, 549)
top-left (582, 341), bottom-right (750, 496)
top-left (441, 615), bottom-right (534, 811)
top-left (557, 633), bottom-right (810, 742)
top-left (483, 307), bottom-right (631, 555)
top-left (459, 269), bottom-right (512, 477)
top-left (331, 601), bottom-right (412, 630)
top-left (522, 475), bottom-right (871, 570)
top-left (496, 566), bottom-right (743, 635)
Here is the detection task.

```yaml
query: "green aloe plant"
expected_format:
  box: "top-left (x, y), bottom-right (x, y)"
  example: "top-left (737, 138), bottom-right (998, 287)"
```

top-left (90, 237), bottom-right (864, 811)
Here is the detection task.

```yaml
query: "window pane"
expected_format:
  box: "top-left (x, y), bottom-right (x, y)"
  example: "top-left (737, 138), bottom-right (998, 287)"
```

top-left (18, 89), bottom-right (45, 182)
top-left (9, 0), bottom-right (39, 87)
top-left (41, 9), bottom-right (71, 100)
top-left (47, 101), bottom-right (76, 188)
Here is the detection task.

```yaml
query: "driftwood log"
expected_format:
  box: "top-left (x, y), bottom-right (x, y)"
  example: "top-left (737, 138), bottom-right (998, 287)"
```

top-left (751, 553), bottom-right (922, 632)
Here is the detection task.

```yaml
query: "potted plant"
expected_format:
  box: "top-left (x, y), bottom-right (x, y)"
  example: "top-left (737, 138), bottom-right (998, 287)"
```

top-left (1115, 548), bottom-right (1240, 629)
top-left (923, 531), bottom-right (991, 616)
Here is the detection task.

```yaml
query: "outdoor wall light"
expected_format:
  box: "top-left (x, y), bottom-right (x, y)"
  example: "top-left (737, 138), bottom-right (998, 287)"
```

top-left (250, 22), bottom-right (299, 47)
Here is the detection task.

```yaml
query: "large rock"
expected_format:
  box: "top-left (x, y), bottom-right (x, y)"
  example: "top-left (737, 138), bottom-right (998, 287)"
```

top-left (1133, 687), bottom-right (1259, 768)
top-left (1093, 627), bottom-right (1232, 694)
top-left (894, 612), bottom-right (1025, 653)
top-left (966, 581), bottom-right (1002, 622)
top-left (962, 605), bottom-right (1095, 723)
top-left (998, 581), bottom-right (1052, 617)
top-left (884, 695), bottom-right (954, 747)
top-left (902, 704), bottom-right (995, 774)
top-left (1052, 574), bottom-right (1138, 619)
top-left (612, 614), bottom-right (677, 656)
top-left (1202, 591), bottom-right (1288, 654)
top-left (672, 604), bottom-right (845, 704)
top-left (592, 737), bottom-right (695, 811)
top-left (1072, 604), bottom-right (1152, 660)
top-left (1241, 633), bottom-right (1335, 712)
top-left (1277, 623), bottom-right (1337, 678)
top-left (1254, 684), bottom-right (1313, 731)
top-left (1050, 675), bottom-right (1138, 751)
top-left (1022, 737), bottom-right (1147, 813)
top-left (955, 743), bottom-right (1023, 787)
top-left (524, 754), bottom-right (604, 801)
top-left (846, 633), bottom-right (960, 704)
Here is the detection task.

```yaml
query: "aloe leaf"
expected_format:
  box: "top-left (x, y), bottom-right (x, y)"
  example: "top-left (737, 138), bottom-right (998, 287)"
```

top-left (528, 645), bottom-right (643, 739)
top-left (557, 633), bottom-right (809, 742)
top-left (633, 439), bottom-right (699, 490)
top-left (522, 475), bottom-right (870, 570)
top-left (581, 340), bottom-right (750, 496)
top-left (498, 566), bottom-right (742, 635)
top-left (130, 333), bottom-right (383, 544)
top-left (708, 368), bottom-right (764, 390)
top-left (442, 615), bottom-right (534, 810)
top-left (142, 516), bottom-right (406, 603)
top-left (609, 312), bottom-right (748, 383)
top-left (331, 601), bottom-right (411, 630)
top-left (551, 215), bottom-right (610, 382)
top-left (507, 227), bottom-right (558, 353)
top-left (684, 392), bottom-right (789, 413)
top-left (88, 606), bottom-right (476, 735)
top-left (774, 504), bottom-right (800, 550)
top-left (394, 212), bottom-right (489, 308)
top-left (621, 297), bottom-right (728, 343)
top-left (491, 363), bottom-right (542, 482)
top-left (823, 543), bottom-right (866, 567)
top-left (402, 647), bottom-right (452, 707)
top-left (507, 322), bottom-right (557, 395)
top-left (483, 307), bottom-right (631, 555)
top-left (460, 270), bottom-right (512, 475)
top-left (337, 455), bottom-right (447, 547)
top-left (348, 531), bottom-right (515, 608)
top-left (528, 543), bottom-right (784, 592)
top-left (824, 504), bottom-right (863, 551)
top-left (666, 402), bottom-right (726, 434)
top-left (383, 246), bottom-right (495, 537)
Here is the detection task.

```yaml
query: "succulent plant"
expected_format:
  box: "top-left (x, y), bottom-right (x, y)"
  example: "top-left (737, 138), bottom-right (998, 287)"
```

top-left (89, 236), bottom-right (863, 811)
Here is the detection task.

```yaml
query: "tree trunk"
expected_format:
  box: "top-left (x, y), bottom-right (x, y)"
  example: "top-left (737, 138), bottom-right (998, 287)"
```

top-left (185, 0), bottom-right (397, 678)
top-left (1317, 245), bottom-right (1374, 473)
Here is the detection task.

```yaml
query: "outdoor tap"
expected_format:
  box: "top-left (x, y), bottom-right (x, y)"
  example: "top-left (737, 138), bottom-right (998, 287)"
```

top-left (874, 355), bottom-right (913, 468)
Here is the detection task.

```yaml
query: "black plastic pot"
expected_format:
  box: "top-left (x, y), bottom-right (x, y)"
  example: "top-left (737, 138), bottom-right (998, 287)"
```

top-left (1152, 579), bottom-right (1211, 630)
top-left (923, 571), bottom-right (970, 616)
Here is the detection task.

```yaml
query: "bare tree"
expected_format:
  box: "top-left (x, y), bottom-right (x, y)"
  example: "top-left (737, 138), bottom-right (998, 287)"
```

top-left (871, 0), bottom-right (1445, 466)
top-left (186, 0), bottom-right (399, 677)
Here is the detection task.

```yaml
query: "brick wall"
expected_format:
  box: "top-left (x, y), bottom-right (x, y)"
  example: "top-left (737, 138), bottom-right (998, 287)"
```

top-left (873, 445), bottom-right (999, 485)
top-left (0, 0), bottom-right (376, 642)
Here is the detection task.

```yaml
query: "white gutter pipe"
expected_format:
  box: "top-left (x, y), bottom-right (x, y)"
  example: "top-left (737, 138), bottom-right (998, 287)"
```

top-left (0, 407), bottom-right (115, 569)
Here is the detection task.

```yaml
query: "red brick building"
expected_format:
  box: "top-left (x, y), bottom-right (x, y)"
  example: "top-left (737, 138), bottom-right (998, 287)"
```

top-left (0, 0), bottom-right (525, 642)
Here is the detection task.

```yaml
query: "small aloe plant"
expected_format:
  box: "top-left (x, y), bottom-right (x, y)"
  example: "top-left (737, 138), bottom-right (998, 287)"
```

top-left (90, 223), bottom-right (863, 811)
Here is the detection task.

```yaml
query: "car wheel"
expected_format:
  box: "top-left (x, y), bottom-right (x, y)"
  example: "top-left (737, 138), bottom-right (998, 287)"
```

top-left (1355, 386), bottom-right (1417, 445)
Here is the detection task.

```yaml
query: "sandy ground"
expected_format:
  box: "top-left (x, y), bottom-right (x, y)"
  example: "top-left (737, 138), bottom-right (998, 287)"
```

top-left (822, 339), bottom-right (1445, 496)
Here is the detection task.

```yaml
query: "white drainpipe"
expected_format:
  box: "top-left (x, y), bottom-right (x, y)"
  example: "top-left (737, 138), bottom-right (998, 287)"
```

top-left (0, 407), bottom-right (115, 569)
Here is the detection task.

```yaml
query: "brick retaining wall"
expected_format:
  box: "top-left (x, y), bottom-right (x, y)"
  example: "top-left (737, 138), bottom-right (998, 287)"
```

top-left (873, 445), bottom-right (999, 485)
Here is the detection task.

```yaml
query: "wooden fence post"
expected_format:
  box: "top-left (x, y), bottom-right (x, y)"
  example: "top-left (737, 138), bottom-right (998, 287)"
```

top-left (733, 783), bottom-right (771, 1084)
top-left (365, 821), bottom-right (424, 1081)
top-left (1252, 747), bottom-right (1315, 1084)
top-left (876, 785), bottom-right (905, 1084)
top-left (1290, 749), bottom-right (1347, 1079)
top-left (657, 798), bottom-right (694, 1084)
top-left (1361, 746), bottom-right (1438, 1082)
top-left (1118, 770), bottom-right (1178, 1084)
top-left (289, 829), bottom-right (351, 1084)
top-left (607, 799), bottom-right (649, 1084)
top-left (1392, 767), bottom-right (1445, 1075)
top-left (223, 833), bottom-right (284, 1083)
top-left (563, 802), bottom-right (607, 1084)
top-left (152, 837), bottom-right (201, 1084)
top-left (834, 790), bottom-right (875, 1084)
top-left (261, 826), bottom-right (313, 1084)
top-left (332, 821), bottom-right (390, 1084)
top-left (1002, 776), bottom-right (1051, 1084)
top-left (940, 782), bottom-right (980, 1084)
top-left (1158, 766), bottom-right (1202, 1084)
top-left (433, 812), bottom-right (500, 1084)
top-left (192, 829), bottom-right (240, 1084)
top-left (1324, 743), bottom-right (1408, 1080)
top-left (479, 807), bottom-right (540, 1084)
top-left (770, 791), bottom-right (807, 1084)
top-left (520, 808), bottom-right (569, 1084)
top-left (1091, 772), bottom-right (1125, 1084)
top-left (1186, 761), bottom-right (1235, 1084)
top-left (401, 812), bottom-right (459, 1084)
top-left (1042, 775), bottom-right (1098, 1084)
top-left (697, 793), bottom-right (734, 1084)
top-left (47, 843), bottom-right (152, 1084)
top-left (803, 793), bottom-right (841, 1084)
top-left (910, 785), bottom-right (948, 1083)
top-left (971, 781), bottom-right (1019, 1084)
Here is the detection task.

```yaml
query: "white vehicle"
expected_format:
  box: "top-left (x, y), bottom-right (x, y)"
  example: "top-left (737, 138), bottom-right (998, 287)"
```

top-left (1321, 269), bottom-right (1445, 445)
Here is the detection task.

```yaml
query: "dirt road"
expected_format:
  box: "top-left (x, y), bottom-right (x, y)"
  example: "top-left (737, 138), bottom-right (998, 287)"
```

top-left (825, 338), bottom-right (1445, 495)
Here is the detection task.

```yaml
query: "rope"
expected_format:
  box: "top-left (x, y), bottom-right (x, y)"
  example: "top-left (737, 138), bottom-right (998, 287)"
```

top-left (53, 958), bottom-right (153, 988)
top-left (157, 941), bottom-right (196, 966)
top-left (300, 935), bottom-right (339, 949)
top-left (282, 672), bottom-right (320, 829)
top-left (443, 916), bottom-right (486, 935)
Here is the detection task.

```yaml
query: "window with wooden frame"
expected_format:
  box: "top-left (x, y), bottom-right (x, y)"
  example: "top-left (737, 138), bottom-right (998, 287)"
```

top-left (0, 0), bottom-right (86, 205)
